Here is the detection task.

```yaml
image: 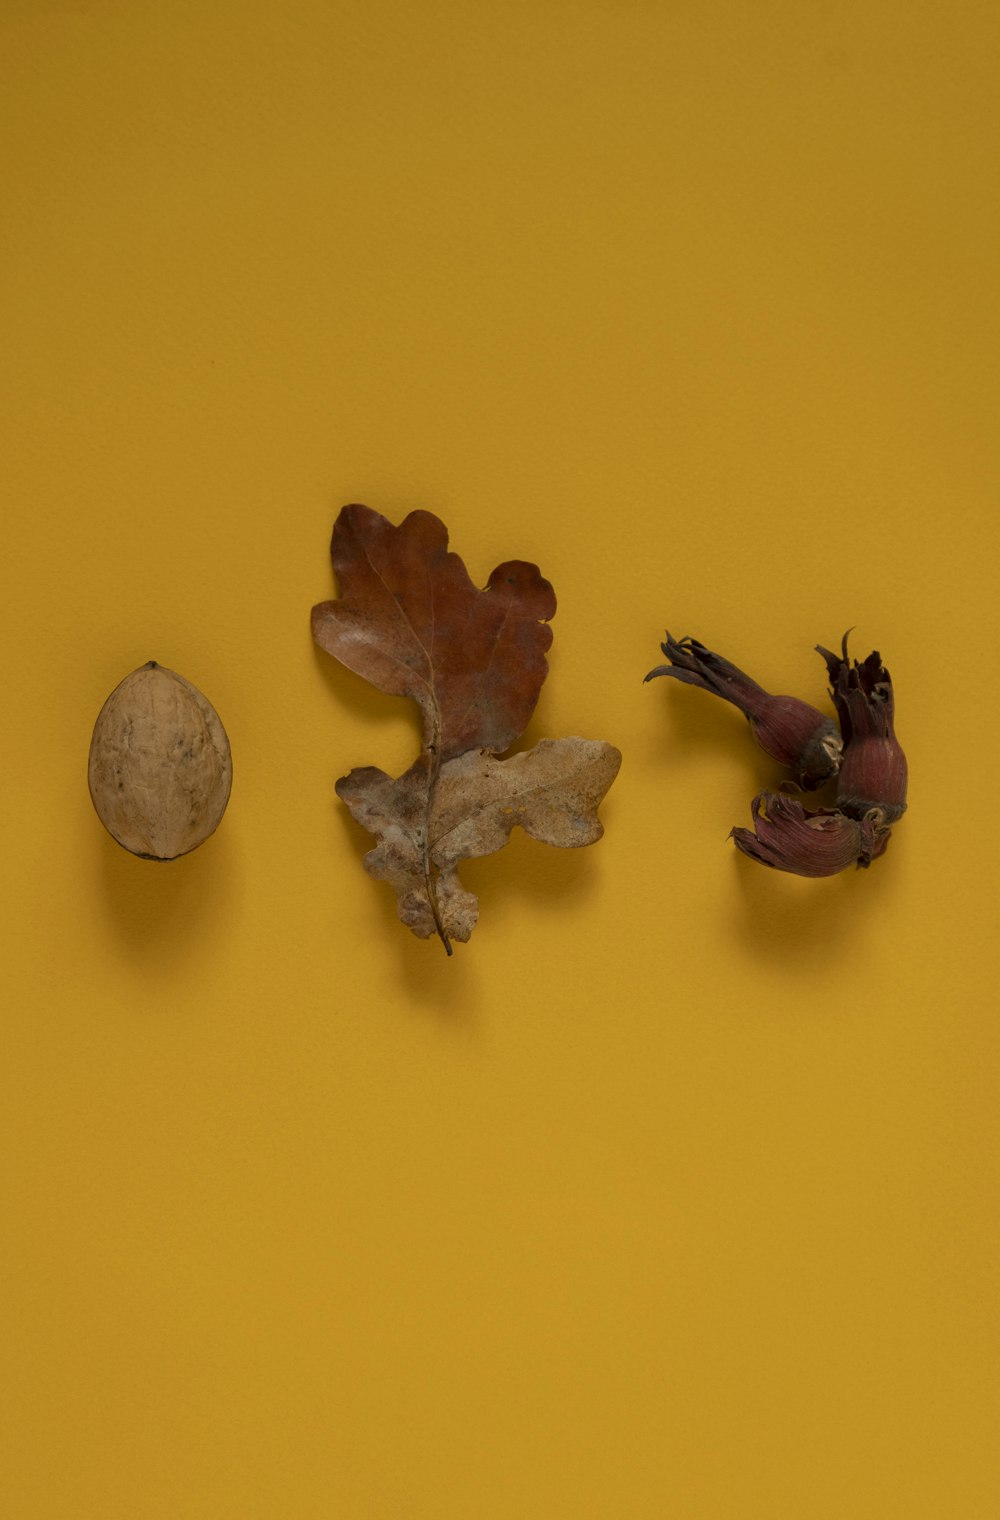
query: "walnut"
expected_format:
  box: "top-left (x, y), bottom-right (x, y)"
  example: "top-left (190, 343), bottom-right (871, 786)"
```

top-left (88, 662), bottom-right (232, 859)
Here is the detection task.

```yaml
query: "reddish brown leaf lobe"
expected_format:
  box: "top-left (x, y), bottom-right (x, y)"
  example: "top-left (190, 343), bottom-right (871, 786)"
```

top-left (311, 504), bottom-right (556, 760)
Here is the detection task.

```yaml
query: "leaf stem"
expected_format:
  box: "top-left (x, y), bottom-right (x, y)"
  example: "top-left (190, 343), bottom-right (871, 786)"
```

top-left (422, 730), bottom-right (452, 955)
top-left (425, 870), bottom-right (453, 956)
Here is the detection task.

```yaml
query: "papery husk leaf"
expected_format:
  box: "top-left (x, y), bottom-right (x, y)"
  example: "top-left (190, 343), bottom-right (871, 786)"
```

top-left (731, 791), bottom-right (888, 878)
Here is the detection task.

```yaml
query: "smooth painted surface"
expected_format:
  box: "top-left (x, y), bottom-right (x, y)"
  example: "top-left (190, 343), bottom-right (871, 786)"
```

top-left (2, 3), bottom-right (998, 1515)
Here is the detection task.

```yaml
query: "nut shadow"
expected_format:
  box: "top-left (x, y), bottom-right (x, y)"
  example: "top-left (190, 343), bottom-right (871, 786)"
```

top-left (648, 677), bottom-right (903, 982)
top-left (96, 822), bottom-right (240, 983)
top-left (643, 677), bottom-right (756, 773)
top-left (726, 842), bottom-right (898, 976)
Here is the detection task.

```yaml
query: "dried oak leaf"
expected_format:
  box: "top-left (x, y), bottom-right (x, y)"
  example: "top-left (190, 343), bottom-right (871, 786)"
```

top-left (311, 504), bottom-right (620, 951)
top-left (337, 740), bottom-right (620, 945)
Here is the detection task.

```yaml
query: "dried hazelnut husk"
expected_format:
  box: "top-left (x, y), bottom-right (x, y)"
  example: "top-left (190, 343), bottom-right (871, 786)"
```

top-left (731, 791), bottom-right (891, 876)
top-left (816, 635), bottom-right (907, 827)
top-left (646, 633), bottom-right (842, 790)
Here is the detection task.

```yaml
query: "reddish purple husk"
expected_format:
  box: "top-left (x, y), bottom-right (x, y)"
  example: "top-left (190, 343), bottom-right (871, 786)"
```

top-left (731, 791), bottom-right (891, 876)
top-left (816, 635), bottom-right (907, 826)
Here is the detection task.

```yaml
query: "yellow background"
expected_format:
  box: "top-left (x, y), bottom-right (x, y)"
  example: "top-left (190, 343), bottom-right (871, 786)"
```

top-left (3, 2), bottom-right (999, 1515)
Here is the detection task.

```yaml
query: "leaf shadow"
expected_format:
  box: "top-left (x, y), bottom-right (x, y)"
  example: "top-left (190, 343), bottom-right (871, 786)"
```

top-left (459, 822), bottom-right (608, 941)
top-left (310, 639), bottom-right (418, 744)
top-left (314, 634), bottom-right (487, 1015)
top-left (331, 802), bottom-right (482, 1022)
top-left (479, 684), bottom-right (618, 935)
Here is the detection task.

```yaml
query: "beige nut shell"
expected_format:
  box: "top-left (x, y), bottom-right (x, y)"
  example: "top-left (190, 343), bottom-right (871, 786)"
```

top-left (88, 661), bottom-right (233, 859)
